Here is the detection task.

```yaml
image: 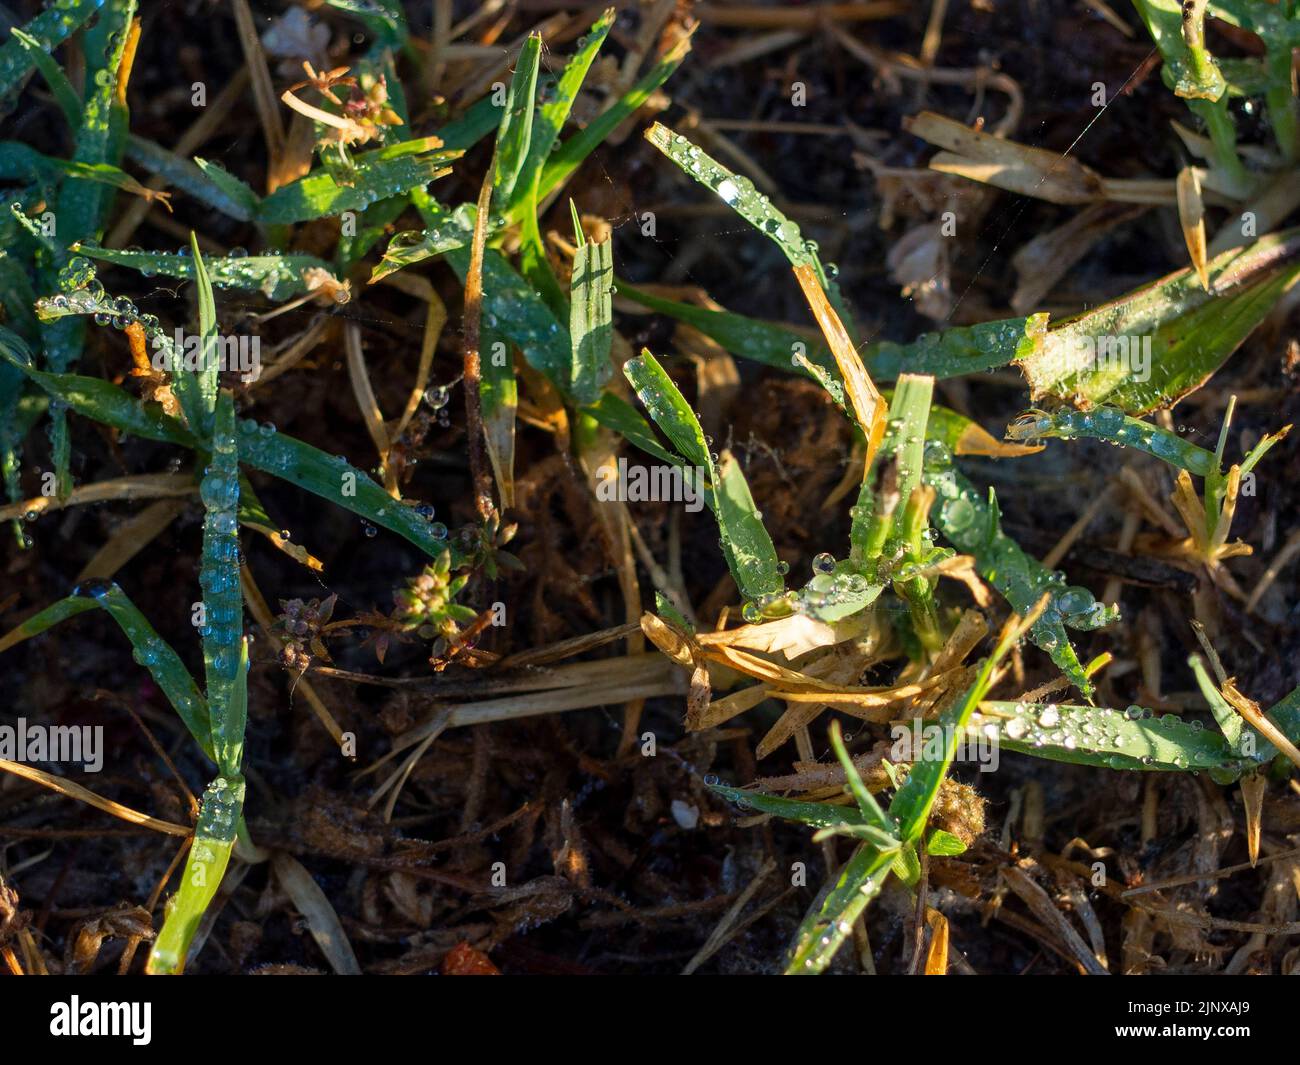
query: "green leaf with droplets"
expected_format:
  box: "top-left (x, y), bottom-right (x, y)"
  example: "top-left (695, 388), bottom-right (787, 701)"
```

top-left (922, 416), bottom-right (1118, 698)
top-left (568, 229), bottom-right (614, 405)
top-left (0, 587), bottom-right (213, 761)
top-left (0, 325), bottom-right (466, 565)
top-left (1006, 406), bottom-right (1218, 476)
top-left (617, 280), bottom-right (1047, 383)
top-left (148, 772), bottom-right (243, 974)
top-left (0, 0), bottom-right (105, 101)
top-left (74, 244), bottom-right (339, 302)
top-left (492, 33), bottom-right (540, 206)
top-left (127, 137), bottom-right (257, 221)
top-left (257, 153), bottom-right (457, 225)
top-left (644, 121), bottom-right (859, 341)
top-left (1020, 227), bottom-right (1300, 413)
top-left (978, 699), bottom-right (1249, 777)
top-left (9, 27), bottom-right (80, 126)
top-left (200, 394), bottom-right (244, 778)
top-left (624, 349), bottom-right (783, 600)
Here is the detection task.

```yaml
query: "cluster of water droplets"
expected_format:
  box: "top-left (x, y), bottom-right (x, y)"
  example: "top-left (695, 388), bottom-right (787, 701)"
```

top-left (662, 131), bottom-right (831, 273)
top-left (199, 420), bottom-right (243, 711)
top-left (196, 775), bottom-right (244, 844)
top-left (1008, 406), bottom-right (1201, 470)
top-left (989, 701), bottom-right (1235, 772)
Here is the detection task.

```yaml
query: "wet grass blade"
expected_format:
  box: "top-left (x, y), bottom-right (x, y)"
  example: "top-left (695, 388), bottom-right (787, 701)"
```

top-left (618, 280), bottom-right (1047, 383)
top-left (147, 770), bottom-right (243, 974)
top-left (644, 122), bottom-right (857, 338)
top-left (126, 137), bottom-right (257, 221)
top-left (568, 220), bottom-right (614, 404)
top-left (0, 0), bottom-right (105, 101)
top-left (625, 349), bottom-right (783, 600)
top-left (257, 153), bottom-right (457, 225)
top-left (0, 585), bottom-right (213, 760)
top-left (2, 326), bottom-right (462, 563)
top-left (923, 414), bottom-right (1118, 697)
top-left (1021, 227), bottom-right (1300, 412)
top-left (978, 700), bottom-right (1249, 776)
top-left (491, 33), bottom-right (540, 207)
top-left (76, 244), bottom-right (338, 302)
top-left (200, 394), bottom-right (244, 777)
top-left (1007, 406), bottom-right (1217, 475)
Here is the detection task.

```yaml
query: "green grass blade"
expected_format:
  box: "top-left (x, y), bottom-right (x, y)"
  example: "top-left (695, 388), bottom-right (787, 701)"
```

top-left (147, 773), bottom-right (243, 974)
top-left (581, 393), bottom-right (681, 466)
top-left (625, 349), bottom-right (783, 600)
top-left (200, 394), bottom-right (244, 777)
top-left (0, 595), bottom-right (99, 652)
top-left (126, 137), bottom-right (257, 222)
top-left (644, 121), bottom-right (857, 338)
top-left (75, 244), bottom-right (339, 302)
top-left (978, 699), bottom-right (1250, 775)
top-left (784, 843), bottom-right (897, 975)
top-left (0, 0), bottom-right (104, 101)
top-left (9, 27), bottom-right (80, 126)
top-left (532, 33), bottom-right (691, 213)
top-left (257, 153), bottom-right (457, 225)
top-left (1007, 406), bottom-right (1217, 476)
top-left (709, 784), bottom-right (870, 831)
top-left (191, 234), bottom-right (219, 436)
top-left (191, 157), bottom-right (260, 219)
top-left (1021, 228), bottom-right (1300, 412)
top-left (923, 427), bottom-right (1118, 698)
top-left (568, 229), bottom-right (614, 404)
top-left (492, 34), bottom-right (540, 206)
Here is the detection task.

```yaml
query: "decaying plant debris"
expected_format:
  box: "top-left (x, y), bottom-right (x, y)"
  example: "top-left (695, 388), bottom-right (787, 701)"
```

top-left (1, 0), bottom-right (1300, 977)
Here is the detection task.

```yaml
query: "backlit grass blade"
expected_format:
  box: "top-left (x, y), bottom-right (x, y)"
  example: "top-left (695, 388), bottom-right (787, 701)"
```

top-left (625, 349), bottom-right (782, 600)
top-left (0, 0), bottom-right (105, 101)
top-left (0, 595), bottom-right (99, 653)
top-left (147, 769), bottom-right (243, 975)
top-left (479, 327), bottom-right (518, 509)
top-left (1021, 227), bottom-right (1300, 412)
top-left (9, 27), bottom-right (80, 126)
top-left (514, 11), bottom-right (614, 312)
top-left (785, 841), bottom-right (897, 975)
top-left (532, 32), bottom-right (691, 213)
top-left (492, 33), bottom-right (540, 207)
top-left (568, 221), bottom-right (614, 405)
top-left (0, 585), bottom-right (214, 760)
top-left (1007, 406), bottom-right (1217, 475)
top-left (127, 137), bottom-right (257, 222)
top-left (512, 9), bottom-right (613, 216)
top-left (644, 121), bottom-right (857, 338)
top-left (977, 700), bottom-right (1249, 777)
top-left (76, 244), bottom-right (339, 302)
top-left (200, 394), bottom-right (244, 777)
top-left (257, 153), bottom-right (458, 225)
